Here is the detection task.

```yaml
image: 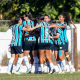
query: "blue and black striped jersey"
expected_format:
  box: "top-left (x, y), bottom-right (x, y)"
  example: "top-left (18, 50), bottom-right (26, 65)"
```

top-left (49, 28), bottom-right (54, 44)
top-left (37, 22), bottom-right (50, 43)
top-left (23, 20), bottom-right (36, 41)
top-left (57, 22), bottom-right (68, 42)
top-left (11, 24), bottom-right (23, 46)
top-left (53, 27), bottom-right (65, 45)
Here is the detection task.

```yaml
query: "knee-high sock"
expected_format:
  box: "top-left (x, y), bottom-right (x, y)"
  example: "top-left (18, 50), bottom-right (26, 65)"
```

top-left (16, 57), bottom-right (23, 71)
top-left (8, 57), bottom-right (14, 72)
top-left (33, 57), bottom-right (39, 72)
top-left (24, 56), bottom-right (30, 69)
top-left (57, 61), bottom-right (62, 71)
top-left (61, 60), bottom-right (66, 70)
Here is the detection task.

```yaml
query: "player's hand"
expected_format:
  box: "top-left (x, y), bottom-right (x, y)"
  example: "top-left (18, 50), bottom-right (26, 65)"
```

top-left (52, 24), bottom-right (57, 27)
top-left (35, 24), bottom-right (41, 28)
top-left (26, 25), bottom-right (30, 29)
top-left (50, 36), bottom-right (53, 38)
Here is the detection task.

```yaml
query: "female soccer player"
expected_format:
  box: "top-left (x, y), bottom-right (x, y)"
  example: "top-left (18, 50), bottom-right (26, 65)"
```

top-left (56, 12), bottom-right (73, 73)
top-left (50, 23), bottom-right (66, 74)
top-left (37, 15), bottom-right (56, 74)
top-left (22, 12), bottom-right (40, 74)
top-left (7, 14), bottom-right (24, 74)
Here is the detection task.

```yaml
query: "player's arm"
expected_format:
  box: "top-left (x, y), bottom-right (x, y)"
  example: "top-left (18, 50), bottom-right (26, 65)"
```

top-left (49, 24), bottom-right (57, 28)
top-left (57, 25), bottom-right (66, 28)
top-left (50, 33), bottom-right (60, 39)
top-left (23, 25), bottom-right (41, 31)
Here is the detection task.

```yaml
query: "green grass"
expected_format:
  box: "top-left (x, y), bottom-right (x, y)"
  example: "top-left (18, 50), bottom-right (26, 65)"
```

top-left (0, 72), bottom-right (80, 80)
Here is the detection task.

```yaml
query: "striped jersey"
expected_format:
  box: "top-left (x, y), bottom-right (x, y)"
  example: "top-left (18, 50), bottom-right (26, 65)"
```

top-left (11, 24), bottom-right (23, 46)
top-left (23, 20), bottom-right (36, 41)
top-left (57, 22), bottom-right (68, 42)
top-left (53, 27), bottom-right (65, 45)
top-left (49, 28), bottom-right (54, 44)
top-left (37, 22), bottom-right (50, 43)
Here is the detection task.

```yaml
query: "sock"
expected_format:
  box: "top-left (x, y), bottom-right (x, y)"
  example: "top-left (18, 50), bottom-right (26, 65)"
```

top-left (16, 57), bottom-right (23, 71)
top-left (13, 65), bottom-right (15, 68)
top-left (61, 60), bottom-right (66, 70)
top-left (49, 63), bottom-right (54, 70)
top-left (29, 64), bottom-right (32, 69)
top-left (57, 61), bottom-right (62, 71)
top-left (40, 64), bottom-right (44, 72)
top-left (68, 61), bottom-right (72, 68)
top-left (33, 57), bottom-right (39, 72)
top-left (18, 64), bottom-right (23, 71)
top-left (46, 61), bottom-right (49, 67)
top-left (8, 57), bottom-right (14, 72)
top-left (24, 56), bottom-right (30, 69)
top-left (59, 60), bottom-right (61, 67)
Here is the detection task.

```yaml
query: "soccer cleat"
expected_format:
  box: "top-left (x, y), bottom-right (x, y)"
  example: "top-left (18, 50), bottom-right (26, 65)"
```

top-left (58, 70), bottom-right (62, 74)
top-left (26, 69), bottom-right (31, 74)
top-left (7, 71), bottom-right (11, 75)
top-left (70, 68), bottom-right (73, 73)
top-left (49, 69), bottom-right (56, 74)
top-left (14, 71), bottom-right (22, 75)
top-left (61, 69), bottom-right (66, 74)
top-left (34, 71), bottom-right (39, 74)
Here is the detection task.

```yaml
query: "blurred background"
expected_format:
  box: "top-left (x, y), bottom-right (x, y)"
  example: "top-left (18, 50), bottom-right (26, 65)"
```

top-left (0, 0), bottom-right (80, 71)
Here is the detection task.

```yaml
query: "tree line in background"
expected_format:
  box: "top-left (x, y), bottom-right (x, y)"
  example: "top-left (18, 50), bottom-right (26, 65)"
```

top-left (0, 0), bottom-right (80, 23)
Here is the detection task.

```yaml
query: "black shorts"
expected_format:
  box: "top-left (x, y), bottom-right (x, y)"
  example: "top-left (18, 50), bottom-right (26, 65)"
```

top-left (50, 44), bottom-right (54, 52)
top-left (54, 44), bottom-right (65, 51)
top-left (11, 46), bottom-right (23, 54)
top-left (64, 42), bottom-right (68, 52)
top-left (38, 43), bottom-right (51, 50)
top-left (23, 40), bottom-right (38, 51)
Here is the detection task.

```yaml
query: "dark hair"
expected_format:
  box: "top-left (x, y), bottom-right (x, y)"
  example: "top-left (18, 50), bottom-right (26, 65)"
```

top-left (24, 12), bottom-right (33, 20)
top-left (61, 12), bottom-right (71, 25)
top-left (38, 15), bottom-right (44, 20)
top-left (48, 17), bottom-right (56, 24)
top-left (44, 14), bottom-right (49, 18)
top-left (9, 14), bottom-right (21, 27)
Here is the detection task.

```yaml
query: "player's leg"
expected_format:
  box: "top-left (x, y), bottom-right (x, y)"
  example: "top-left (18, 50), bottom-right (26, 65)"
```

top-left (12, 46), bottom-right (23, 75)
top-left (14, 53), bottom-right (23, 74)
top-left (7, 46), bottom-right (15, 74)
top-left (13, 54), bottom-right (18, 67)
top-left (23, 40), bottom-right (31, 73)
top-left (39, 49), bottom-right (45, 73)
top-left (45, 43), bottom-right (55, 74)
top-left (29, 51), bottom-right (34, 70)
top-left (59, 49), bottom-right (66, 73)
top-left (32, 41), bottom-right (39, 73)
top-left (64, 42), bottom-right (73, 73)
top-left (54, 45), bottom-right (62, 73)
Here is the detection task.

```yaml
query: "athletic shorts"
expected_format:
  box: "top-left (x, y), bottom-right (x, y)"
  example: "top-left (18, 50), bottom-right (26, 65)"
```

top-left (54, 44), bottom-right (65, 51)
top-left (23, 40), bottom-right (38, 51)
top-left (64, 42), bottom-right (68, 52)
top-left (38, 43), bottom-right (51, 50)
top-left (11, 46), bottom-right (23, 54)
top-left (50, 44), bottom-right (54, 52)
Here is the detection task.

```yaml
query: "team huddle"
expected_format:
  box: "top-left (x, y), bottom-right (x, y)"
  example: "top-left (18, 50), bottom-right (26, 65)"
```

top-left (7, 12), bottom-right (73, 75)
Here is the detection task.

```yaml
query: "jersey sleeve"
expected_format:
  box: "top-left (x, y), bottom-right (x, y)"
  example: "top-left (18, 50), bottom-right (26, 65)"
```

top-left (62, 22), bottom-right (67, 29)
top-left (57, 28), bottom-right (62, 33)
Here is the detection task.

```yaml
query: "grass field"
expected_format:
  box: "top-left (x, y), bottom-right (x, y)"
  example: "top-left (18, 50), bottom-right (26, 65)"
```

top-left (0, 72), bottom-right (80, 80)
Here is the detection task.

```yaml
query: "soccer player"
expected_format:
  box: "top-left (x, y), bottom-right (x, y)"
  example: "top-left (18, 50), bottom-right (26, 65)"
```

top-left (44, 14), bottom-right (50, 22)
top-left (7, 14), bottom-right (24, 74)
top-left (44, 15), bottom-right (55, 72)
top-left (37, 15), bottom-right (56, 74)
top-left (22, 12), bottom-right (40, 74)
top-left (50, 24), bottom-right (66, 74)
top-left (56, 12), bottom-right (73, 73)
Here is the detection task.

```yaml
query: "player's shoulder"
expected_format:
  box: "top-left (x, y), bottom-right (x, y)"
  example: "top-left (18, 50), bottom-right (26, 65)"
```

top-left (62, 22), bottom-right (67, 25)
top-left (56, 22), bottom-right (60, 25)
